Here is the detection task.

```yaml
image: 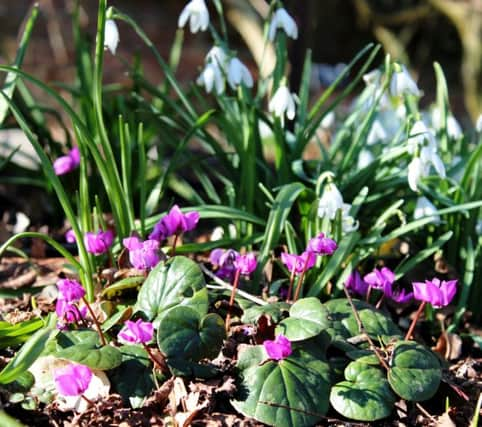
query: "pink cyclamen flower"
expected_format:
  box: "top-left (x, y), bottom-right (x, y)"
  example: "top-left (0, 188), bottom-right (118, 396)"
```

top-left (233, 252), bottom-right (257, 276)
top-left (412, 278), bottom-right (457, 308)
top-left (53, 147), bottom-right (80, 176)
top-left (84, 229), bottom-right (114, 255)
top-left (122, 237), bottom-right (160, 270)
top-left (118, 319), bottom-right (154, 344)
top-left (281, 251), bottom-right (316, 275)
top-left (364, 267), bottom-right (395, 291)
top-left (386, 287), bottom-right (413, 304)
top-left (56, 299), bottom-right (87, 323)
top-left (57, 279), bottom-right (85, 302)
top-left (307, 233), bottom-right (337, 255)
top-left (54, 363), bottom-right (92, 397)
top-left (264, 334), bottom-right (292, 361)
top-left (65, 229), bottom-right (76, 243)
top-left (345, 270), bottom-right (369, 296)
top-left (210, 248), bottom-right (240, 280)
top-left (149, 205), bottom-right (200, 241)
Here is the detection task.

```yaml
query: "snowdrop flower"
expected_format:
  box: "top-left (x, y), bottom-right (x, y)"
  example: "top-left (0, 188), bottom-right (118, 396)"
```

top-left (367, 120), bottom-right (387, 145)
top-left (268, 8), bottom-right (298, 41)
top-left (357, 149), bottom-right (374, 169)
top-left (340, 204), bottom-right (359, 233)
top-left (407, 157), bottom-right (428, 192)
top-left (317, 182), bottom-right (344, 220)
top-left (268, 85), bottom-right (296, 123)
top-left (476, 114), bottom-right (482, 133)
top-left (320, 111), bottom-right (335, 130)
top-left (476, 219), bottom-right (482, 235)
top-left (363, 69), bottom-right (382, 86)
top-left (390, 65), bottom-right (421, 98)
top-left (206, 46), bottom-right (227, 68)
top-left (413, 196), bottom-right (440, 224)
top-left (446, 116), bottom-right (463, 139)
top-left (407, 120), bottom-right (436, 154)
top-left (227, 57), bottom-right (253, 89)
top-left (178, 0), bottom-right (209, 33)
top-left (104, 19), bottom-right (119, 55)
top-left (197, 62), bottom-right (224, 95)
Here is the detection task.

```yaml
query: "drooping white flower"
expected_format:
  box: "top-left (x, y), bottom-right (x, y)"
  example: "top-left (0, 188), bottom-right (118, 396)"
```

top-left (414, 196), bottom-right (440, 224)
top-left (357, 149), bottom-right (375, 169)
top-left (476, 114), bottom-right (482, 133)
top-left (178, 0), bottom-right (209, 33)
top-left (367, 120), bottom-right (387, 145)
top-left (363, 69), bottom-right (382, 87)
top-left (196, 62), bottom-right (224, 95)
top-left (268, 85), bottom-right (296, 122)
top-left (268, 8), bottom-right (298, 41)
top-left (407, 157), bottom-right (428, 192)
top-left (341, 203), bottom-right (359, 233)
top-left (431, 108), bottom-right (463, 139)
top-left (104, 19), bottom-right (119, 55)
top-left (476, 219), bottom-right (482, 235)
top-left (318, 182), bottom-right (344, 220)
top-left (206, 46), bottom-right (227, 68)
top-left (320, 111), bottom-right (335, 130)
top-left (227, 57), bottom-right (253, 89)
top-left (420, 145), bottom-right (446, 178)
top-left (390, 65), bottom-right (421, 98)
top-left (407, 120), bottom-right (436, 155)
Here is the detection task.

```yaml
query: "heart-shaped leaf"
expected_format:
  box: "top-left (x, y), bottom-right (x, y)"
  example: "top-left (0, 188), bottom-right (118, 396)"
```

top-left (330, 360), bottom-right (395, 421)
top-left (276, 298), bottom-right (330, 341)
top-left (388, 340), bottom-right (441, 401)
top-left (324, 298), bottom-right (401, 344)
top-left (241, 302), bottom-right (290, 324)
top-left (157, 306), bottom-right (225, 363)
top-left (135, 256), bottom-right (206, 320)
top-left (55, 343), bottom-right (122, 370)
top-left (110, 345), bottom-right (155, 408)
top-left (55, 329), bottom-right (100, 349)
top-left (232, 345), bottom-right (332, 427)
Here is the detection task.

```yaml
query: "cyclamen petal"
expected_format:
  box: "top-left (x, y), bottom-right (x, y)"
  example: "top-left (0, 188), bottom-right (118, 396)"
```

top-left (84, 230), bottom-right (114, 255)
top-left (263, 334), bottom-right (292, 360)
top-left (233, 252), bottom-right (257, 275)
top-left (54, 364), bottom-right (92, 397)
top-left (53, 147), bottom-right (80, 176)
top-left (149, 205), bottom-right (200, 241)
top-left (412, 278), bottom-right (457, 308)
top-left (57, 279), bottom-right (85, 302)
top-left (345, 270), bottom-right (369, 296)
top-left (307, 233), bottom-right (337, 255)
top-left (118, 319), bottom-right (154, 344)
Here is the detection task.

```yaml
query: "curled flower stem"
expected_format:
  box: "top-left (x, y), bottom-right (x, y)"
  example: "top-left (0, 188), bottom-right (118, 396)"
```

top-left (142, 343), bottom-right (169, 374)
top-left (225, 268), bottom-right (241, 331)
top-left (286, 268), bottom-right (296, 302)
top-left (293, 256), bottom-right (311, 302)
top-left (405, 301), bottom-right (427, 340)
top-left (375, 293), bottom-right (385, 309)
top-left (81, 297), bottom-right (107, 346)
top-left (171, 234), bottom-right (179, 256)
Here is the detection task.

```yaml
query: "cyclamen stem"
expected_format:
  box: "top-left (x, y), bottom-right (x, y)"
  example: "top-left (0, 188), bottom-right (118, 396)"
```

top-left (80, 394), bottom-right (95, 406)
top-left (405, 301), bottom-right (427, 340)
top-left (366, 284), bottom-right (373, 304)
top-left (171, 234), bottom-right (179, 256)
top-left (142, 343), bottom-right (169, 374)
top-left (286, 268), bottom-right (296, 302)
top-left (293, 256), bottom-right (311, 302)
top-left (81, 297), bottom-right (107, 346)
top-left (225, 268), bottom-right (241, 331)
top-left (375, 293), bottom-right (385, 310)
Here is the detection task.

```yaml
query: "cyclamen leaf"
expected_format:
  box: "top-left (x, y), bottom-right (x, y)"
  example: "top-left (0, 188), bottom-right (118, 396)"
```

top-left (55, 343), bottom-right (122, 370)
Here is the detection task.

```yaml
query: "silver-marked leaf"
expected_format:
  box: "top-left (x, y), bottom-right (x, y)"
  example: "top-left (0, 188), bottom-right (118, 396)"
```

top-left (241, 302), bottom-right (290, 324)
top-left (55, 344), bottom-right (122, 370)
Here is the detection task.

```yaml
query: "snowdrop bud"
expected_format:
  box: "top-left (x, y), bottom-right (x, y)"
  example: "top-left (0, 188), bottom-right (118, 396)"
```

top-left (390, 65), bottom-right (421, 98)
top-left (104, 19), bottom-right (119, 55)
top-left (227, 57), bottom-right (253, 89)
top-left (268, 8), bottom-right (298, 41)
top-left (413, 196), bottom-right (440, 224)
top-left (446, 116), bottom-right (462, 139)
top-left (407, 157), bottom-right (427, 192)
top-left (268, 85), bottom-right (296, 122)
top-left (197, 63), bottom-right (224, 95)
top-left (317, 182), bottom-right (344, 220)
top-left (320, 111), bottom-right (335, 130)
top-left (357, 149), bottom-right (374, 169)
top-left (178, 0), bottom-right (209, 33)
top-left (363, 69), bottom-right (382, 86)
top-left (367, 120), bottom-right (387, 145)
top-left (476, 115), bottom-right (482, 133)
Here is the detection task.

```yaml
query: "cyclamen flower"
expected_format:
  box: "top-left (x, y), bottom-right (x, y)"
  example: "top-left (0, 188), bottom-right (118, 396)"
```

top-left (84, 230), bottom-right (114, 255)
top-left (264, 334), bottom-right (292, 361)
top-left (53, 147), bottom-right (80, 176)
top-left (307, 233), bottom-right (337, 255)
top-left (412, 277), bottom-right (457, 308)
top-left (104, 19), bottom-right (119, 55)
top-left (210, 248), bottom-right (240, 280)
top-left (123, 237), bottom-right (160, 270)
top-left (149, 205), bottom-right (200, 241)
top-left (227, 57), bottom-right (253, 89)
top-left (281, 251), bottom-right (315, 274)
top-left (268, 8), bottom-right (298, 41)
top-left (233, 252), bottom-right (257, 275)
top-left (345, 270), bottom-right (369, 296)
top-left (54, 364), bottom-right (92, 397)
top-left (389, 65), bottom-right (421, 98)
top-left (56, 299), bottom-right (87, 323)
top-left (268, 85), bottom-right (296, 123)
top-left (57, 279), bottom-right (85, 302)
top-left (118, 319), bottom-right (154, 344)
top-left (385, 287), bottom-right (413, 304)
top-left (178, 0), bottom-right (209, 33)
top-left (364, 267), bottom-right (395, 292)
top-left (65, 229), bottom-right (76, 243)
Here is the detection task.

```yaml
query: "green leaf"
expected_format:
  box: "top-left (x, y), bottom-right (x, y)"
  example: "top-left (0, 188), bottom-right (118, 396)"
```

top-left (276, 298), bottom-right (330, 341)
top-left (232, 345), bottom-right (332, 427)
top-left (330, 361), bottom-right (395, 421)
top-left (135, 256), bottom-right (206, 320)
top-left (167, 359), bottom-right (219, 378)
top-left (55, 343), bottom-right (122, 370)
top-left (388, 341), bottom-right (441, 401)
top-left (157, 306), bottom-right (225, 363)
top-left (324, 298), bottom-right (401, 344)
top-left (110, 345), bottom-right (155, 408)
top-left (241, 302), bottom-right (290, 324)
top-left (55, 329), bottom-right (100, 349)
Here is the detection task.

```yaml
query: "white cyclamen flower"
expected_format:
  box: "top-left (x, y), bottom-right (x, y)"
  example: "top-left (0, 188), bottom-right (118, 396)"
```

top-left (414, 196), bottom-right (440, 224)
top-left (268, 85), bottom-right (296, 122)
top-left (318, 182), bottom-right (344, 220)
top-left (390, 65), bottom-right (421, 98)
top-left (197, 63), bottom-right (224, 95)
top-left (104, 19), bottom-right (119, 55)
top-left (476, 114), bottom-right (482, 133)
top-left (178, 0), bottom-right (209, 33)
top-left (367, 120), bottom-right (387, 145)
top-left (268, 8), bottom-right (298, 41)
top-left (227, 57), bottom-right (253, 89)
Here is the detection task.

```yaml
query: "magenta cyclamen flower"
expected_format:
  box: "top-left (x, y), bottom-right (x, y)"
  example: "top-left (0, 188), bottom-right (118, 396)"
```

top-left (412, 278), bottom-right (457, 308)
top-left (345, 270), bottom-right (369, 296)
top-left (386, 287), bottom-right (413, 304)
top-left (54, 363), bottom-right (92, 397)
top-left (84, 229), bottom-right (114, 255)
top-left (57, 279), bottom-right (85, 302)
top-left (307, 233), bottom-right (337, 255)
top-left (149, 205), bottom-right (199, 241)
top-left (65, 229), bottom-right (76, 243)
top-left (123, 237), bottom-right (160, 270)
top-left (56, 299), bottom-right (87, 323)
top-left (263, 334), bottom-right (292, 361)
top-left (53, 147), bottom-right (80, 176)
top-left (118, 319), bottom-right (154, 344)
top-left (210, 248), bottom-right (240, 280)
top-left (281, 251), bottom-right (316, 275)
top-left (364, 267), bottom-right (395, 291)
top-left (233, 252), bottom-right (257, 275)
